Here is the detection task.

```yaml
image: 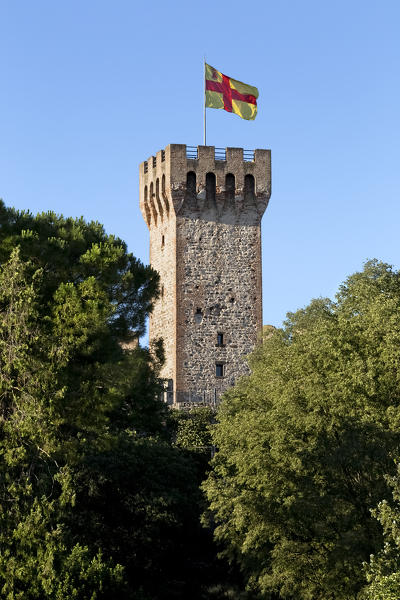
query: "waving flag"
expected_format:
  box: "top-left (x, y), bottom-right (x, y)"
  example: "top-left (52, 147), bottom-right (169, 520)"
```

top-left (205, 63), bottom-right (258, 121)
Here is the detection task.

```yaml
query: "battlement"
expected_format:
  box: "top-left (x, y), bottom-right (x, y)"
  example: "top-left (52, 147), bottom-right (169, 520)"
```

top-left (139, 144), bottom-right (271, 227)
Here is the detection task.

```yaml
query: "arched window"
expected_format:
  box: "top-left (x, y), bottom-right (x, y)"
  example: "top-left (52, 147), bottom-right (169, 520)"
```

top-left (206, 172), bottom-right (216, 203)
top-left (244, 174), bottom-right (255, 201)
top-left (185, 171), bottom-right (197, 209)
top-left (186, 171), bottom-right (196, 194)
top-left (225, 173), bottom-right (235, 201)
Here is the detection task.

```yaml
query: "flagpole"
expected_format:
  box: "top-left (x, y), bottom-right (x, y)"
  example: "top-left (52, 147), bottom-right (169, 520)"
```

top-left (203, 57), bottom-right (206, 146)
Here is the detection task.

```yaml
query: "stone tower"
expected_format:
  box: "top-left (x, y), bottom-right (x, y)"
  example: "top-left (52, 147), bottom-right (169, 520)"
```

top-left (139, 144), bottom-right (271, 406)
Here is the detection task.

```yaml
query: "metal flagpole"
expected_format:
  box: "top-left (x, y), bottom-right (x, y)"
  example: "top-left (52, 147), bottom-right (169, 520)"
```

top-left (203, 57), bottom-right (207, 146)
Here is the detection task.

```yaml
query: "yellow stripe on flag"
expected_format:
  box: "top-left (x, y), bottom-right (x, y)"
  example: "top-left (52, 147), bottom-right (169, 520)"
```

top-left (232, 99), bottom-right (258, 120)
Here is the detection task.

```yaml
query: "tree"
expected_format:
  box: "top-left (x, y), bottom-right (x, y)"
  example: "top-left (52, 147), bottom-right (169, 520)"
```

top-left (203, 260), bottom-right (400, 599)
top-left (0, 200), bottom-right (158, 342)
top-left (69, 436), bottom-right (211, 600)
top-left (169, 407), bottom-right (260, 600)
top-left (362, 462), bottom-right (400, 600)
top-left (172, 406), bottom-right (214, 452)
top-left (0, 203), bottom-right (177, 598)
top-left (0, 247), bottom-right (129, 598)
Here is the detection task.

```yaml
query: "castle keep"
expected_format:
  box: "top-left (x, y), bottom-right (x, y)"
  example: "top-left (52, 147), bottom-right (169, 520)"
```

top-left (139, 144), bottom-right (271, 406)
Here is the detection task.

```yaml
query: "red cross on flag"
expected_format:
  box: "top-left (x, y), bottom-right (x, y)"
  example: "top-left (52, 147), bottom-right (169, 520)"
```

top-left (205, 63), bottom-right (258, 120)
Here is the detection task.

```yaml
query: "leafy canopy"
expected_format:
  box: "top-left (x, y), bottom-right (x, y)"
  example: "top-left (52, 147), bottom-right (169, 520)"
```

top-left (362, 462), bottom-right (400, 600)
top-left (204, 260), bottom-right (400, 600)
top-left (0, 203), bottom-right (174, 599)
top-left (0, 199), bottom-right (158, 340)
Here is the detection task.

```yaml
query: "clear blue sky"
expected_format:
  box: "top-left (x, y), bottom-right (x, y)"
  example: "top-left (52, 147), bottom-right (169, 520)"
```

top-left (1, 1), bottom-right (400, 327)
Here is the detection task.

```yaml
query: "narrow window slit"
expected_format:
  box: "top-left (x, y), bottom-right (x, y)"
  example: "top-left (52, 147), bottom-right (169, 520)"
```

top-left (216, 362), bottom-right (224, 377)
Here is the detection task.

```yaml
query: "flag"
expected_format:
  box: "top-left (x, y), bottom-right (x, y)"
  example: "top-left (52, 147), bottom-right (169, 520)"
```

top-left (205, 63), bottom-right (258, 120)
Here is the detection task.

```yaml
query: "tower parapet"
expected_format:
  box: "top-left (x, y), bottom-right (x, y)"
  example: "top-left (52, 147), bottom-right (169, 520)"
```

top-left (139, 144), bottom-right (271, 406)
top-left (140, 144), bottom-right (271, 226)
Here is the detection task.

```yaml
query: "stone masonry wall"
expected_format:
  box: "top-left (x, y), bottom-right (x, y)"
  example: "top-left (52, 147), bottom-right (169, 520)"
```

top-left (139, 144), bottom-right (271, 406)
top-left (175, 217), bottom-right (262, 403)
top-left (148, 216), bottom-right (176, 391)
top-left (139, 148), bottom-right (176, 392)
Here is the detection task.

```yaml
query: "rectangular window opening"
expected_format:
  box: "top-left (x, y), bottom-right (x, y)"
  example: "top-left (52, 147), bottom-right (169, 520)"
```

top-left (217, 332), bottom-right (224, 346)
top-left (166, 379), bottom-right (174, 405)
top-left (216, 362), bottom-right (224, 378)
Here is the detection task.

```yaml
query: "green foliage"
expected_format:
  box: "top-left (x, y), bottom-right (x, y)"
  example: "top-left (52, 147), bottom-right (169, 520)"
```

top-left (0, 204), bottom-right (173, 598)
top-left (172, 406), bottom-right (214, 453)
top-left (69, 436), bottom-right (210, 599)
top-left (0, 468), bottom-right (126, 600)
top-left (204, 260), bottom-right (400, 599)
top-left (362, 463), bottom-right (400, 599)
top-left (0, 199), bottom-right (158, 341)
